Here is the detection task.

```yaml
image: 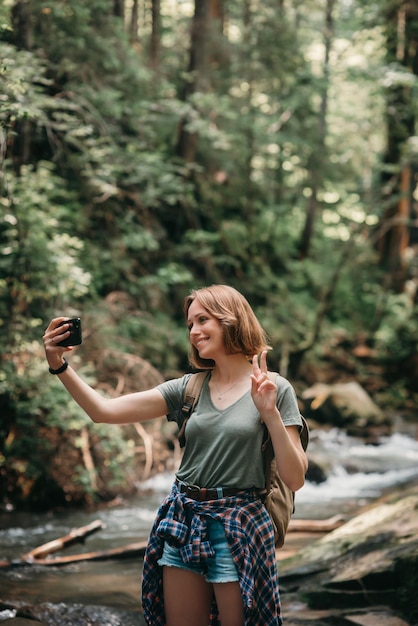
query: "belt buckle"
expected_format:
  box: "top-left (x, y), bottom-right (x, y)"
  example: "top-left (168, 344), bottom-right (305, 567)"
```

top-left (187, 484), bottom-right (207, 501)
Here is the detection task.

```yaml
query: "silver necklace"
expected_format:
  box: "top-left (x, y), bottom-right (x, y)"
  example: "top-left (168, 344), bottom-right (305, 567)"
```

top-left (212, 373), bottom-right (250, 400)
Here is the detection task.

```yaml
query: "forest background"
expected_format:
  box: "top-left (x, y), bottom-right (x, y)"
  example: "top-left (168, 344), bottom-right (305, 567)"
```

top-left (0, 0), bottom-right (417, 512)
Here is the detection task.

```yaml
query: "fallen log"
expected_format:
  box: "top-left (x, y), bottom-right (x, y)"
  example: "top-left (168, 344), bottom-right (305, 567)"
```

top-left (287, 514), bottom-right (345, 533)
top-left (0, 542), bottom-right (147, 568)
top-left (0, 516), bottom-right (345, 569)
top-left (20, 541), bottom-right (149, 566)
top-left (21, 519), bottom-right (106, 561)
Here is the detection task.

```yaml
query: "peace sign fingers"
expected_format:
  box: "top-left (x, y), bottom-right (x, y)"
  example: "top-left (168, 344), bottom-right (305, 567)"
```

top-left (251, 350), bottom-right (278, 420)
top-left (252, 350), bottom-right (268, 379)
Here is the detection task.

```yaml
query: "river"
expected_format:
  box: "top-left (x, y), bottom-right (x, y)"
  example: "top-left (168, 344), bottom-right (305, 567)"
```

top-left (1, 422), bottom-right (418, 613)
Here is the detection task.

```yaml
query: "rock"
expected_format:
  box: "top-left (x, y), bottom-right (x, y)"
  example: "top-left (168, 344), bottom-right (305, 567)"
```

top-left (302, 381), bottom-right (387, 431)
top-left (280, 605), bottom-right (411, 626)
top-left (0, 616), bottom-right (38, 626)
top-left (0, 602), bottom-right (145, 626)
top-left (279, 483), bottom-right (418, 626)
top-left (305, 454), bottom-right (333, 484)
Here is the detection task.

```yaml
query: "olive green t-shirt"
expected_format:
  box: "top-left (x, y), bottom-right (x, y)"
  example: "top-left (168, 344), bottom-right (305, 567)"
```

top-left (158, 372), bottom-right (302, 490)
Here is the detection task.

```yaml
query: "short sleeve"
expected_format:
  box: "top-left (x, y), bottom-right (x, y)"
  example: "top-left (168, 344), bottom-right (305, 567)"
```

top-left (156, 374), bottom-right (192, 427)
top-left (274, 374), bottom-right (303, 428)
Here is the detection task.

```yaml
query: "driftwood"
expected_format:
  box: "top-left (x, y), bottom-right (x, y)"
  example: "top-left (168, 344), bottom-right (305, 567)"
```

top-left (287, 514), bottom-right (345, 533)
top-left (21, 519), bottom-right (106, 562)
top-left (79, 427), bottom-right (99, 492)
top-left (0, 519), bottom-right (148, 568)
top-left (20, 541), bottom-right (149, 566)
top-left (133, 422), bottom-right (154, 480)
top-left (0, 515), bottom-right (345, 569)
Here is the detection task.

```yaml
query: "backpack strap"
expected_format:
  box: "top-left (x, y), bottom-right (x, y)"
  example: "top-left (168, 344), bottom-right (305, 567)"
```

top-left (178, 371), bottom-right (209, 448)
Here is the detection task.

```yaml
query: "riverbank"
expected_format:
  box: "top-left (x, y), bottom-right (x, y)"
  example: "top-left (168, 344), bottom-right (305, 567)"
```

top-left (278, 480), bottom-right (418, 626)
top-left (1, 480), bottom-right (417, 625)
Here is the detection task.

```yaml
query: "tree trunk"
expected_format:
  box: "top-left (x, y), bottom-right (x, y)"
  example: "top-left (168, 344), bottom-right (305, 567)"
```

top-left (9, 1), bottom-right (35, 173)
top-left (298, 0), bottom-right (334, 259)
top-left (149, 0), bottom-right (161, 67)
top-left (238, 0), bottom-right (258, 228)
top-left (378, 0), bottom-right (417, 291)
top-left (11, 0), bottom-right (32, 50)
top-left (113, 0), bottom-right (125, 19)
top-left (129, 0), bottom-right (139, 44)
top-left (175, 0), bottom-right (211, 162)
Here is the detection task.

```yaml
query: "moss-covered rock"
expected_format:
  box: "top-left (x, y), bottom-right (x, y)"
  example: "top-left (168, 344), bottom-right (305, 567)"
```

top-left (280, 483), bottom-right (418, 624)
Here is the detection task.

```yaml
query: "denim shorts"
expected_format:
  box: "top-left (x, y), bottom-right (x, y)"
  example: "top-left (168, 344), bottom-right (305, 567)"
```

top-left (157, 517), bottom-right (239, 583)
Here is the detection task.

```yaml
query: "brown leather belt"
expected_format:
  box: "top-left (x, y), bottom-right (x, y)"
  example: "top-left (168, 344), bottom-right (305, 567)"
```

top-left (175, 479), bottom-right (243, 502)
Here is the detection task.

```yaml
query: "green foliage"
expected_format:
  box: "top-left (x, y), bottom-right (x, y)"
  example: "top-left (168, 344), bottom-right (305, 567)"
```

top-left (0, 43), bottom-right (51, 126)
top-left (0, 0), bottom-right (416, 509)
top-left (0, 344), bottom-right (139, 507)
top-left (0, 162), bottom-right (91, 342)
top-left (375, 294), bottom-right (418, 362)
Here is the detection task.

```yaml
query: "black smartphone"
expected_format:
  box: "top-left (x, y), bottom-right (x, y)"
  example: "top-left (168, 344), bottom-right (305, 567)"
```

top-left (56, 318), bottom-right (82, 347)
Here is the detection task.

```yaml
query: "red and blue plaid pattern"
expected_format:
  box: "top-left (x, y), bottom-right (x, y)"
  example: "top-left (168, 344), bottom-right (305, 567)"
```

top-left (142, 483), bottom-right (282, 625)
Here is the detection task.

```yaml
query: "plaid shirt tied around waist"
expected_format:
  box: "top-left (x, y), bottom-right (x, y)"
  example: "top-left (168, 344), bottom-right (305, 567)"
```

top-left (142, 483), bottom-right (282, 626)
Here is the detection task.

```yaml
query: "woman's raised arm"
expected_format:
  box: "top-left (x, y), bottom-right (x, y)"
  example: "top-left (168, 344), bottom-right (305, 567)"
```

top-left (43, 318), bottom-right (168, 425)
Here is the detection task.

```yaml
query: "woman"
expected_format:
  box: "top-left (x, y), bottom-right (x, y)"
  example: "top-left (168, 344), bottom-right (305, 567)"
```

top-left (43, 285), bottom-right (308, 626)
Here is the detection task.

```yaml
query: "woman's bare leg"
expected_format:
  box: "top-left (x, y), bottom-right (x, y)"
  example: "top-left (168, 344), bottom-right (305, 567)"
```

top-left (163, 566), bottom-right (213, 626)
top-left (214, 581), bottom-right (245, 626)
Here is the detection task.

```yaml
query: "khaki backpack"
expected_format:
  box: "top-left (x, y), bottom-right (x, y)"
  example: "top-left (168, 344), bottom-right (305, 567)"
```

top-left (178, 371), bottom-right (309, 548)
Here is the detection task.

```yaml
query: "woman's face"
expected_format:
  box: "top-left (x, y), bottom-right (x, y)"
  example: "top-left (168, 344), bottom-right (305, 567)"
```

top-left (187, 298), bottom-right (227, 360)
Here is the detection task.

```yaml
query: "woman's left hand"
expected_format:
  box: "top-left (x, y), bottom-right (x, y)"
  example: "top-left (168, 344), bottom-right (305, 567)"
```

top-left (251, 350), bottom-right (279, 425)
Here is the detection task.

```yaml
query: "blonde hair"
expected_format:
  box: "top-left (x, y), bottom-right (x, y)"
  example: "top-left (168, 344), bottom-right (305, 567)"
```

top-left (183, 285), bottom-right (271, 369)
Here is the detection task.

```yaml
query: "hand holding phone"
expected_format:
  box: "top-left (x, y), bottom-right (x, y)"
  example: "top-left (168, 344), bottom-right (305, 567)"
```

top-left (56, 318), bottom-right (82, 347)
